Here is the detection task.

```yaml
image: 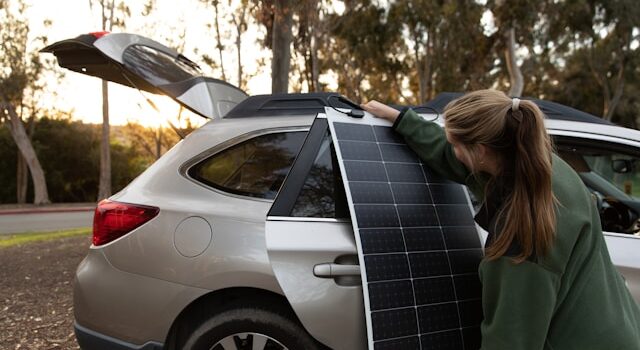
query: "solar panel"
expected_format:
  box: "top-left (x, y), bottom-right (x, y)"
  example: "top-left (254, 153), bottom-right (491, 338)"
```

top-left (326, 109), bottom-right (484, 350)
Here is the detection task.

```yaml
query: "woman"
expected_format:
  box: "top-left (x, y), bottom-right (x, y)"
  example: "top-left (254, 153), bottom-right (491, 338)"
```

top-left (361, 89), bottom-right (640, 350)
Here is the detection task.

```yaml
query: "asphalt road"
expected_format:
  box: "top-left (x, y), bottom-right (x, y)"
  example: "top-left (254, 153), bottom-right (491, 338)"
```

top-left (0, 209), bottom-right (94, 234)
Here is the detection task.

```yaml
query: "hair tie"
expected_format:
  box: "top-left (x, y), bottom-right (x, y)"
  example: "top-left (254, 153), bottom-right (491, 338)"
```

top-left (511, 98), bottom-right (523, 122)
top-left (512, 98), bottom-right (520, 111)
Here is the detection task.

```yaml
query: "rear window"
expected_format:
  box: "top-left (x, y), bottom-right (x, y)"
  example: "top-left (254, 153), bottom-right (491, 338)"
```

top-left (189, 132), bottom-right (306, 199)
top-left (123, 45), bottom-right (200, 86)
top-left (290, 130), bottom-right (349, 218)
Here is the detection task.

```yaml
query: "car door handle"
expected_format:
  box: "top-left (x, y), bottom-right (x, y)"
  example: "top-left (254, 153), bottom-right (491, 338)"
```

top-left (313, 263), bottom-right (361, 278)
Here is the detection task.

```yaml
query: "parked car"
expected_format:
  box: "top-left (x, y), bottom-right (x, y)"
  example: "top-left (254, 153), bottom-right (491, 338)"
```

top-left (43, 32), bottom-right (640, 350)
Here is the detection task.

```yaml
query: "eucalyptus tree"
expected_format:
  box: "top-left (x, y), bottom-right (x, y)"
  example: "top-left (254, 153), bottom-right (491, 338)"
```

top-left (325, 1), bottom-right (406, 103)
top-left (89, 0), bottom-right (130, 201)
top-left (0, 0), bottom-right (50, 204)
top-left (546, 0), bottom-right (640, 121)
top-left (390, 0), bottom-right (492, 103)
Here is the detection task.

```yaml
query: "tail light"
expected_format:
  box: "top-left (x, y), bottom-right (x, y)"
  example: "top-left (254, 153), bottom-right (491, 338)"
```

top-left (89, 31), bottom-right (110, 38)
top-left (92, 200), bottom-right (159, 246)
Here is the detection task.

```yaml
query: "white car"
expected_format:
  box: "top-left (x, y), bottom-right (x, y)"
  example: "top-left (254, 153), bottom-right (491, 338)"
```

top-left (43, 32), bottom-right (640, 350)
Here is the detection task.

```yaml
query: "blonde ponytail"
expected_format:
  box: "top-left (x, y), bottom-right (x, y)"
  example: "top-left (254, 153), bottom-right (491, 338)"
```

top-left (444, 90), bottom-right (556, 262)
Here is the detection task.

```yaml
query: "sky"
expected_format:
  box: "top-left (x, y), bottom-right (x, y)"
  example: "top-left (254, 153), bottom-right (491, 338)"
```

top-left (25, 0), bottom-right (276, 127)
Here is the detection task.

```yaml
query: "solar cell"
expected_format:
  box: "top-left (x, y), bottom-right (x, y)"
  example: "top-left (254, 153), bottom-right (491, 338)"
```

top-left (327, 110), bottom-right (484, 350)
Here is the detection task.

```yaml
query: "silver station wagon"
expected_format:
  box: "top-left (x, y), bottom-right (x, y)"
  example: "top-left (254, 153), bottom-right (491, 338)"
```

top-left (43, 33), bottom-right (640, 350)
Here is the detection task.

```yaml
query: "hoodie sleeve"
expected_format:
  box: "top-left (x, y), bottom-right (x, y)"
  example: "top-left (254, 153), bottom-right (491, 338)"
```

top-left (393, 108), bottom-right (482, 193)
top-left (479, 257), bottom-right (560, 350)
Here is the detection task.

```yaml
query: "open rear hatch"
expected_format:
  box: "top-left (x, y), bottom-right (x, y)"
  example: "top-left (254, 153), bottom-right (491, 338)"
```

top-left (41, 32), bottom-right (248, 119)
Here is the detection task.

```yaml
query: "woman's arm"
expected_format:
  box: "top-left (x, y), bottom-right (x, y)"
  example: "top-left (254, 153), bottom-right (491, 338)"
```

top-left (361, 100), bottom-right (473, 186)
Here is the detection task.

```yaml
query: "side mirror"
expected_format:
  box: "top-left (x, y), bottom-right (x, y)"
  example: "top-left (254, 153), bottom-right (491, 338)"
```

top-left (612, 159), bottom-right (634, 173)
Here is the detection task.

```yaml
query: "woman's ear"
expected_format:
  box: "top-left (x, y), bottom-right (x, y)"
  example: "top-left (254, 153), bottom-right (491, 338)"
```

top-left (476, 144), bottom-right (488, 162)
top-left (476, 144), bottom-right (499, 175)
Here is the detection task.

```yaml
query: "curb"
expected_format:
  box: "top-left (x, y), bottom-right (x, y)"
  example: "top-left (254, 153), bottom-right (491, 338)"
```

top-left (0, 207), bottom-right (95, 216)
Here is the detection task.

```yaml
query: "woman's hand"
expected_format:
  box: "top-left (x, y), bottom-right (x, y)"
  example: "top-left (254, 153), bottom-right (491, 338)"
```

top-left (360, 100), bottom-right (400, 123)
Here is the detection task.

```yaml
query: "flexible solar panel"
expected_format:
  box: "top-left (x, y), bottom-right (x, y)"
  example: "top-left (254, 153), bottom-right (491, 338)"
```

top-left (326, 109), bottom-right (484, 350)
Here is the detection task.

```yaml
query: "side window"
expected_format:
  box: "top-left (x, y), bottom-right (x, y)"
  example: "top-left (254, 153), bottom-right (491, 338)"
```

top-left (555, 136), bottom-right (640, 235)
top-left (290, 130), bottom-right (349, 218)
top-left (190, 131), bottom-right (306, 199)
top-left (583, 152), bottom-right (640, 199)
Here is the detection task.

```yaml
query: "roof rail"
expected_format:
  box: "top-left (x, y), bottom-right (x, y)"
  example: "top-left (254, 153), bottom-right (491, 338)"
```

top-left (423, 92), bottom-right (613, 125)
top-left (224, 92), bottom-right (356, 118)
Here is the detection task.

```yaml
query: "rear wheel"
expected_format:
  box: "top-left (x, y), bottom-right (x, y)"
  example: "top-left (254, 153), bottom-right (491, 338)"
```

top-left (181, 303), bottom-right (324, 350)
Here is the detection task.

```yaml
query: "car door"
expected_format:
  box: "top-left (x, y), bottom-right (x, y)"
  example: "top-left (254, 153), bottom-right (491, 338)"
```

top-left (265, 115), bottom-right (367, 350)
top-left (41, 32), bottom-right (247, 119)
top-left (551, 130), bottom-right (640, 302)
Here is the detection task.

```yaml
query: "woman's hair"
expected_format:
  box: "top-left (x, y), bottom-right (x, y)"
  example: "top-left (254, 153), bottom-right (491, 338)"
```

top-left (444, 89), bottom-right (556, 262)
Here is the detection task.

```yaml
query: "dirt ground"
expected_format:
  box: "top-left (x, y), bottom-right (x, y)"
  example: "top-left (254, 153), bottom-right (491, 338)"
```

top-left (0, 235), bottom-right (90, 349)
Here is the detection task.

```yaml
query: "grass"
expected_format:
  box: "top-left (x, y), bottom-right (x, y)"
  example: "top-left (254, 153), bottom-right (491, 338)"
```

top-left (0, 227), bottom-right (91, 248)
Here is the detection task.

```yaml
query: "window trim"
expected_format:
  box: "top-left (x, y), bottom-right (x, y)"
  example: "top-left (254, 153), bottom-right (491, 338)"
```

top-left (553, 135), bottom-right (640, 158)
top-left (180, 126), bottom-right (310, 202)
top-left (268, 118), bottom-right (331, 216)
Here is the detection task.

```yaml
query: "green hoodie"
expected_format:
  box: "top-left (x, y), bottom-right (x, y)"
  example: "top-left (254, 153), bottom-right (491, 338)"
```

top-left (394, 108), bottom-right (640, 350)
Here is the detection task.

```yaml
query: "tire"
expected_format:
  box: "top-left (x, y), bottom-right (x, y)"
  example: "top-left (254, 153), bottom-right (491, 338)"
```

top-left (181, 302), bottom-right (325, 350)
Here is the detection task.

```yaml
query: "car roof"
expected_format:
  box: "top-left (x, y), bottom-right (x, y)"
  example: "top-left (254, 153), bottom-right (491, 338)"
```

top-left (224, 92), bottom-right (355, 118)
top-left (424, 92), bottom-right (614, 126)
top-left (218, 92), bottom-right (640, 146)
top-left (224, 92), bottom-right (616, 128)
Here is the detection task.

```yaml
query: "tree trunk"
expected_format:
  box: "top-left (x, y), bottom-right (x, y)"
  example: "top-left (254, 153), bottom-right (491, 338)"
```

top-left (271, 0), bottom-right (293, 93)
top-left (603, 59), bottom-right (626, 121)
top-left (3, 103), bottom-right (49, 204)
top-left (97, 0), bottom-right (114, 201)
top-left (310, 33), bottom-right (320, 92)
top-left (427, 27), bottom-right (435, 100)
top-left (213, 0), bottom-right (227, 82)
top-left (16, 153), bottom-right (27, 204)
top-left (417, 54), bottom-right (427, 104)
top-left (231, 3), bottom-right (247, 89)
top-left (98, 80), bottom-right (112, 200)
top-left (505, 27), bottom-right (524, 97)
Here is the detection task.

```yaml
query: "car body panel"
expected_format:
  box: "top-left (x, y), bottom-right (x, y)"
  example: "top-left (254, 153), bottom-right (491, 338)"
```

top-left (74, 249), bottom-right (209, 345)
top-left (265, 219), bottom-right (366, 350)
top-left (100, 116), bottom-right (314, 292)
top-left (42, 33), bottom-right (248, 119)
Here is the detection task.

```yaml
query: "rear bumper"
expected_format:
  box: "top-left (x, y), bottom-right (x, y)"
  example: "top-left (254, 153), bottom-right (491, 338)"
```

top-left (75, 322), bottom-right (163, 350)
top-left (74, 248), bottom-right (209, 347)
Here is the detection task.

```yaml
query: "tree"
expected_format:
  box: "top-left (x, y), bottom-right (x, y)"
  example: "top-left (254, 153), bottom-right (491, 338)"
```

top-left (0, 0), bottom-right (50, 204)
top-left (526, 0), bottom-right (640, 124)
top-left (290, 0), bottom-right (344, 93)
top-left (324, 1), bottom-right (406, 102)
top-left (230, 0), bottom-right (252, 90)
top-left (390, 0), bottom-right (492, 103)
top-left (490, 0), bottom-right (546, 97)
top-left (89, 0), bottom-right (129, 201)
top-left (254, 0), bottom-right (295, 93)
top-left (121, 123), bottom-right (180, 161)
top-left (201, 0), bottom-right (254, 90)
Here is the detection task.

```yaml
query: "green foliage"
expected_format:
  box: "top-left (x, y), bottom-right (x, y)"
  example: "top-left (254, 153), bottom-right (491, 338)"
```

top-left (0, 116), bottom-right (151, 204)
top-left (326, 2), bottom-right (405, 102)
top-left (0, 0), bottom-right (49, 106)
top-left (0, 127), bottom-right (18, 201)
